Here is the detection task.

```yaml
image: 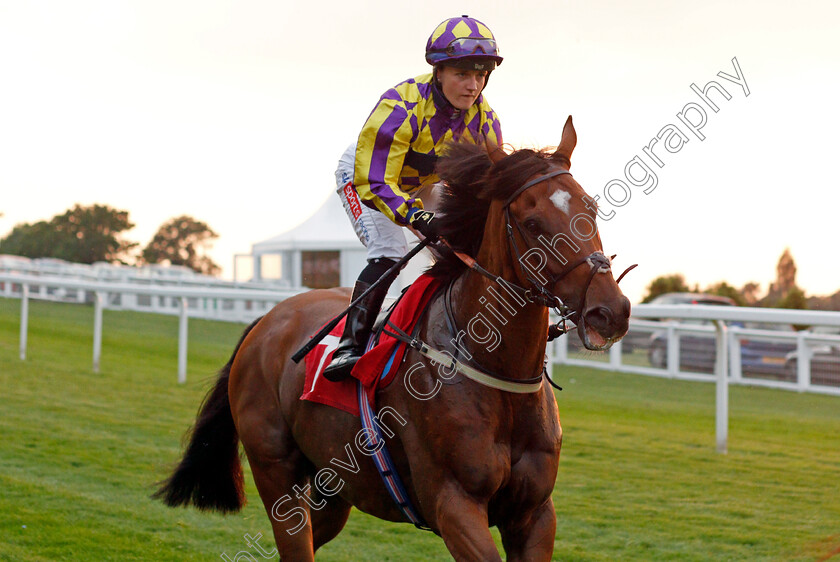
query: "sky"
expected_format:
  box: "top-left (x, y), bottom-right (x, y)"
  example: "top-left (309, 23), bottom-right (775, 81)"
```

top-left (1, 0), bottom-right (839, 304)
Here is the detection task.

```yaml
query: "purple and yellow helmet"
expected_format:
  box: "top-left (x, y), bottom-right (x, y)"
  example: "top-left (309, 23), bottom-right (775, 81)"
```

top-left (425, 15), bottom-right (503, 71)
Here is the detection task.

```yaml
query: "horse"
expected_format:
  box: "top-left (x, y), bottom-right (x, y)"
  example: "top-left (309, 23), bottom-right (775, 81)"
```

top-left (154, 116), bottom-right (631, 561)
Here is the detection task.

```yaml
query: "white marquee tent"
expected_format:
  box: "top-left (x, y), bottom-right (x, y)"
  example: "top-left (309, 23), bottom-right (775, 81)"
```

top-left (247, 195), bottom-right (430, 293)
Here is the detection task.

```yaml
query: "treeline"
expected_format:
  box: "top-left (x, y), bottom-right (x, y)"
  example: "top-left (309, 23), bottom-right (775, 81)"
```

top-left (0, 204), bottom-right (220, 276)
top-left (641, 249), bottom-right (839, 311)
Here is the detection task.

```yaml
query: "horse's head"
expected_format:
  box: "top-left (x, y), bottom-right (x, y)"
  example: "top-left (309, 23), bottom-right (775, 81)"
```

top-left (432, 117), bottom-right (631, 350)
top-left (486, 117), bottom-right (631, 350)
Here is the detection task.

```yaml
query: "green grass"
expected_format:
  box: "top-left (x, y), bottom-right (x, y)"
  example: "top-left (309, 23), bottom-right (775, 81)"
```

top-left (1, 298), bottom-right (839, 561)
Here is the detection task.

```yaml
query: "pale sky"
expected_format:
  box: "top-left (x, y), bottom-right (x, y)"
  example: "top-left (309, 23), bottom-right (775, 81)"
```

top-left (1, 0), bottom-right (838, 303)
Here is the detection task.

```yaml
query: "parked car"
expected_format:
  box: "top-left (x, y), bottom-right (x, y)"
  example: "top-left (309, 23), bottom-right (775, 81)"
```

top-left (618, 327), bottom-right (649, 354)
top-left (784, 345), bottom-right (840, 386)
top-left (646, 294), bottom-right (796, 376)
top-left (645, 293), bottom-right (737, 307)
top-left (647, 293), bottom-right (736, 372)
top-left (737, 322), bottom-right (797, 378)
top-left (784, 327), bottom-right (840, 386)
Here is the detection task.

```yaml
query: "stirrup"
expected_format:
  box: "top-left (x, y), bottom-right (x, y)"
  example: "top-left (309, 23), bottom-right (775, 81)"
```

top-left (323, 349), bottom-right (362, 382)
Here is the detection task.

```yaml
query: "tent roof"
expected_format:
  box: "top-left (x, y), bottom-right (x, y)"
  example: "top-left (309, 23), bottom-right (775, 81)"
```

top-left (252, 195), bottom-right (362, 253)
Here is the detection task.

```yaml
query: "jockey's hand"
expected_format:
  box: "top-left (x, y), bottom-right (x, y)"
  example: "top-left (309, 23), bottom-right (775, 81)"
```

top-left (409, 210), bottom-right (439, 241)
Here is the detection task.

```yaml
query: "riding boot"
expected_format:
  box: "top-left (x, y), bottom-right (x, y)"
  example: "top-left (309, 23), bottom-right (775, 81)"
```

top-left (323, 280), bottom-right (389, 382)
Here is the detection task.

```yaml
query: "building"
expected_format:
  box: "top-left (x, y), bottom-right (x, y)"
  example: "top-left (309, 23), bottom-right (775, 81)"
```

top-left (246, 196), bottom-right (430, 294)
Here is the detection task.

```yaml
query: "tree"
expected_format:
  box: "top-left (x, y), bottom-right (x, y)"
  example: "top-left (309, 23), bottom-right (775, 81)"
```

top-left (641, 274), bottom-right (691, 303)
top-left (0, 204), bottom-right (136, 263)
top-left (740, 282), bottom-right (762, 306)
top-left (704, 281), bottom-right (746, 306)
top-left (807, 289), bottom-right (840, 312)
top-left (0, 220), bottom-right (61, 258)
top-left (141, 215), bottom-right (220, 276)
top-left (776, 286), bottom-right (808, 310)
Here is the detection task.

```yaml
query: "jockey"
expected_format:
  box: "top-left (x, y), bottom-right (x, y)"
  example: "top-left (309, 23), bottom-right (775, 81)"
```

top-left (324, 15), bottom-right (504, 381)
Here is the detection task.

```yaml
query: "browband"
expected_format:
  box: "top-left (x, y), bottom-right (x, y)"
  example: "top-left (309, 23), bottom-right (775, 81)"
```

top-left (502, 169), bottom-right (572, 207)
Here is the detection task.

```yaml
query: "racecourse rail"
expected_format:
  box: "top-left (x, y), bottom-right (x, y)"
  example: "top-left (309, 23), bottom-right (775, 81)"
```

top-left (0, 273), bottom-right (303, 383)
top-left (3, 272), bottom-right (839, 453)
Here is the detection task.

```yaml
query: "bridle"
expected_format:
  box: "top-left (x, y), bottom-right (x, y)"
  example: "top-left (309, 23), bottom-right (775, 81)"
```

top-left (400, 165), bottom-right (636, 395)
top-left (447, 167), bottom-right (636, 345)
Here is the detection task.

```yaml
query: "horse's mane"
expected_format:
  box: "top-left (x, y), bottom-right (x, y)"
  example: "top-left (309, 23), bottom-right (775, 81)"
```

top-left (426, 143), bottom-right (561, 280)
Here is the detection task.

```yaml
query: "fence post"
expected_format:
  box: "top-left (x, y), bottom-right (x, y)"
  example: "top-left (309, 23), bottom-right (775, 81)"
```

top-left (609, 340), bottom-right (622, 369)
top-left (178, 297), bottom-right (188, 384)
top-left (556, 332), bottom-right (568, 364)
top-left (795, 331), bottom-right (810, 391)
top-left (93, 292), bottom-right (104, 373)
top-left (728, 327), bottom-right (742, 383)
top-left (714, 320), bottom-right (728, 454)
top-left (666, 322), bottom-right (679, 377)
top-left (20, 284), bottom-right (29, 360)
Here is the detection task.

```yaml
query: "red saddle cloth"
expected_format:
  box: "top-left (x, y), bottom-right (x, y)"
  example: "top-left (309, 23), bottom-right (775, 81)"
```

top-left (300, 274), bottom-right (441, 416)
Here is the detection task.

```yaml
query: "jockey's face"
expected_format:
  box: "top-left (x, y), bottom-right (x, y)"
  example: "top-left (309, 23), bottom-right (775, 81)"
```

top-left (437, 66), bottom-right (487, 110)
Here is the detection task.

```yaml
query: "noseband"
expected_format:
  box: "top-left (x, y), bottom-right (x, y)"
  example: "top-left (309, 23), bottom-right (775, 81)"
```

top-left (448, 167), bottom-right (636, 343)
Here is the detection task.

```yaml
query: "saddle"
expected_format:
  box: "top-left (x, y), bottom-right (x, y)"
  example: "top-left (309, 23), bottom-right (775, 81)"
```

top-left (300, 275), bottom-right (442, 416)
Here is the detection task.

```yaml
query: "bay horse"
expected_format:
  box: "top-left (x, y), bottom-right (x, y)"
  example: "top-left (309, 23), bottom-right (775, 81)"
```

top-left (154, 117), bottom-right (631, 560)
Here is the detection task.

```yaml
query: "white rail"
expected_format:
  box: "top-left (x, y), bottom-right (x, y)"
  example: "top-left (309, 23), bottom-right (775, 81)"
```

top-left (5, 272), bottom-right (839, 454)
top-left (1, 273), bottom-right (304, 383)
top-left (553, 303), bottom-right (840, 453)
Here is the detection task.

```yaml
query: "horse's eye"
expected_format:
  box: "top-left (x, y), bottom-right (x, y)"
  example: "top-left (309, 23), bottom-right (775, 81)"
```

top-left (523, 219), bottom-right (541, 235)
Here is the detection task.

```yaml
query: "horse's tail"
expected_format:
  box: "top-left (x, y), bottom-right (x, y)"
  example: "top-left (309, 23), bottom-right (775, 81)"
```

top-left (152, 316), bottom-right (263, 513)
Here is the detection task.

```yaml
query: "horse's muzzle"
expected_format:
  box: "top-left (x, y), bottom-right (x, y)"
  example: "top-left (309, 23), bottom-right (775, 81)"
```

top-left (580, 296), bottom-right (631, 350)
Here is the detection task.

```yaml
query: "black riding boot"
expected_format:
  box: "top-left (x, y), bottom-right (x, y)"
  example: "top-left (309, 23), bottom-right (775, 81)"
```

top-left (323, 279), bottom-right (390, 382)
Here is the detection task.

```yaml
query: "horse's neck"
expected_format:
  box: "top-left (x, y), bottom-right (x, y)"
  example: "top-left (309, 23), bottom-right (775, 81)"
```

top-left (444, 203), bottom-right (549, 378)
top-left (451, 267), bottom-right (549, 378)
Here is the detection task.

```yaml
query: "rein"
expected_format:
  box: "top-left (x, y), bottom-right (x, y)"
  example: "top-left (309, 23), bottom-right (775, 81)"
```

top-left (445, 166), bottom-right (637, 346)
top-left (399, 166), bottom-right (634, 396)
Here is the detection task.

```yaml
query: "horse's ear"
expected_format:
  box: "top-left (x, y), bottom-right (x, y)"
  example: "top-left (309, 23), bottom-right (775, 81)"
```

top-left (485, 140), bottom-right (506, 164)
top-left (552, 116), bottom-right (577, 165)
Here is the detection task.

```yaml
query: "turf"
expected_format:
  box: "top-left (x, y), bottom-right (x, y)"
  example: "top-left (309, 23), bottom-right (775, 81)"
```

top-left (1, 298), bottom-right (838, 561)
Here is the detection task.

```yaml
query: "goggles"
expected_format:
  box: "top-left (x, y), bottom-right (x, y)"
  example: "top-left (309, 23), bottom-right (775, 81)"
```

top-left (439, 37), bottom-right (499, 58)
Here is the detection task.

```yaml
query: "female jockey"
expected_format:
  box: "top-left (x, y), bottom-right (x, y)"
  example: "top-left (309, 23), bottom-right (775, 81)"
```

top-left (324, 15), bottom-right (504, 381)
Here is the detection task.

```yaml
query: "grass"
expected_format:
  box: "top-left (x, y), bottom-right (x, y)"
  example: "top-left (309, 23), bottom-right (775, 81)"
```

top-left (1, 298), bottom-right (839, 561)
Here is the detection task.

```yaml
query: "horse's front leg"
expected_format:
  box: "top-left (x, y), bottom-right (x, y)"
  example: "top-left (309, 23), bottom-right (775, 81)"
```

top-left (434, 488), bottom-right (502, 562)
top-left (498, 498), bottom-right (556, 562)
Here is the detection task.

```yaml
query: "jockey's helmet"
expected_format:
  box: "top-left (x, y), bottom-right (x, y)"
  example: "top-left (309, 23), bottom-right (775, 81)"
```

top-left (425, 16), bottom-right (503, 72)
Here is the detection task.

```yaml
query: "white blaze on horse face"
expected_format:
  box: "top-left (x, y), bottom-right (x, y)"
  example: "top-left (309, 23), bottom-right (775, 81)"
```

top-left (549, 189), bottom-right (572, 215)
